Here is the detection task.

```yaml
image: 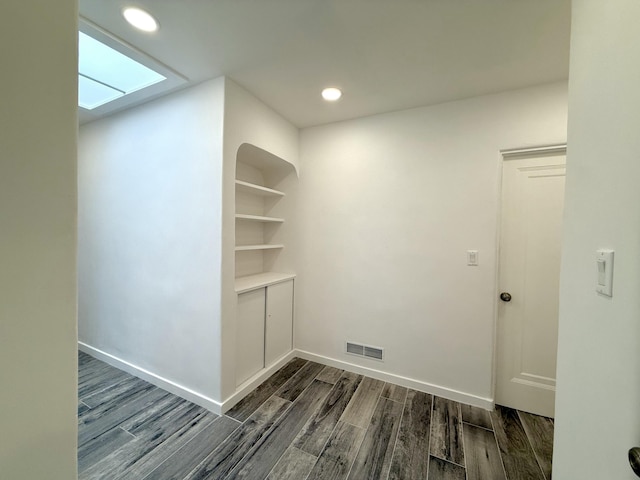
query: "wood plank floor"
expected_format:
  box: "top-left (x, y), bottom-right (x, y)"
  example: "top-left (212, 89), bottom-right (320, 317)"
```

top-left (78, 352), bottom-right (554, 479)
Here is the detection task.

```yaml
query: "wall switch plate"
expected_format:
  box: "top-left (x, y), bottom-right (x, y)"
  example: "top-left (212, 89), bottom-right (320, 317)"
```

top-left (467, 250), bottom-right (479, 266)
top-left (596, 249), bottom-right (614, 296)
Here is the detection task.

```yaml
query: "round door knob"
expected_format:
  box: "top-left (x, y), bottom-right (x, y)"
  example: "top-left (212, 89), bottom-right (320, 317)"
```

top-left (629, 448), bottom-right (640, 477)
top-left (500, 292), bottom-right (512, 302)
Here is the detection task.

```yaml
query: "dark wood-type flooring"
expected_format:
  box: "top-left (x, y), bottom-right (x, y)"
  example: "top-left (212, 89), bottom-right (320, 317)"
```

top-left (78, 352), bottom-right (554, 479)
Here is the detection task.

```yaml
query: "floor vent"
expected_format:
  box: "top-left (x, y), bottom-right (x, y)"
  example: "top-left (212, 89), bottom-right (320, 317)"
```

top-left (345, 341), bottom-right (384, 361)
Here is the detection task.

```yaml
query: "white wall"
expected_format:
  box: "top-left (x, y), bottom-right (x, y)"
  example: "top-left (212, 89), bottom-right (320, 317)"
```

top-left (297, 83), bottom-right (568, 404)
top-left (0, 1), bottom-right (78, 478)
top-left (220, 79), bottom-right (299, 400)
top-left (554, 2), bottom-right (640, 478)
top-left (79, 79), bottom-right (225, 405)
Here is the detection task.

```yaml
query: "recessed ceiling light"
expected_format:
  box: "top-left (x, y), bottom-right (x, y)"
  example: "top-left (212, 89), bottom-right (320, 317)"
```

top-left (322, 87), bottom-right (342, 102)
top-left (123, 7), bottom-right (159, 32)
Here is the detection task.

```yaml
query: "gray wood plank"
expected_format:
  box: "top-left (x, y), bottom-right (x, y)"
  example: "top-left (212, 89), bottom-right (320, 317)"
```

top-left (347, 397), bottom-right (403, 480)
top-left (79, 365), bottom-right (135, 399)
top-left (492, 405), bottom-right (545, 480)
top-left (275, 361), bottom-right (325, 402)
top-left (463, 423), bottom-right (506, 480)
top-left (306, 421), bottom-right (365, 480)
top-left (78, 427), bottom-right (135, 474)
top-left (461, 403), bottom-right (493, 430)
top-left (118, 393), bottom-right (186, 433)
top-left (316, 366), bottom-right (344, 384)
top-left (140, 415), bottom-right (240, 480)
top-left (78, 360), bottom-right (112, 380)
top-left (266, 446), bottom-right (317, 480)
top-left (78, 402), bottom-right (91, 416)
top-left (430, 397), bottom-right (464, 466)
top-left (339, 376), bottom-right (384, 428)
top-left (78, 376), bottom-right (159, 418)
top-left (228, 379), bottom-right (333, 480)
top-left (79, 351), bottom-right (94, 365)
top-left (428, 456), bottom-right (466, 480)
top-left (226, 357), bottom-right (307, 422)
top-left (184, 396), bottom-right (291, 480)
top-left (78, 354), bottom-right (113, 374)
top-left (294, 372), bottom-right (362, 456)
top-left (518, 411), bottom-right (554, 480)
top-left (388, 390), bottom-right (432, 480)
top-left (81, 403), bottom-right (217, 480)
top-left (381, 383), bottom-right (408, 403)
top-left (78, 385), bottom-right (169, 446)
top-left (82, 375), bottom-right (150, 408)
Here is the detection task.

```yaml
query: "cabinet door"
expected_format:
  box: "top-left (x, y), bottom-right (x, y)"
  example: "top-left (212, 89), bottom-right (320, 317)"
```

top-left (236, 288), bottom-right (265, 386)
top-left (265, 280), bottom-right (294, 367)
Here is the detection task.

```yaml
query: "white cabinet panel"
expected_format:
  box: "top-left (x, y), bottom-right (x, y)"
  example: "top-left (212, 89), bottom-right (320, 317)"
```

top-left (236, 288), bottom-right (265, 386)
top-left (265, 280), bottom-right (293, 367)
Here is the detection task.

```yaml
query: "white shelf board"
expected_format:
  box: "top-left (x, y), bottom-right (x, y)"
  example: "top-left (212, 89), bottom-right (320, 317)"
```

top-left (235, 244), bottom-right (284, 251)
top-left (235, 272), bottom-right (296, 294)
top-left (237, 144), bottom-right (297, 176)
top-left (235, 180), bottom-right (285, 197)
top-left (235, 214), bottom-right (284, 223)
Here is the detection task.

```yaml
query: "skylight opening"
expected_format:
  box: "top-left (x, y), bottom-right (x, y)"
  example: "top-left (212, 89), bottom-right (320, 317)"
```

top-left (78, 31), bottom-right (166, 110)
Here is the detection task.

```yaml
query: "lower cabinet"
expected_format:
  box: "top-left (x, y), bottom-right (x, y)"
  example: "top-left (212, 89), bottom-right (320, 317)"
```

top-left (236, 288), bottom-right (267, 387)
top-left (235, 279), bottom-right (293, 386)
top-left (264, 280), bottom-right (294, 366)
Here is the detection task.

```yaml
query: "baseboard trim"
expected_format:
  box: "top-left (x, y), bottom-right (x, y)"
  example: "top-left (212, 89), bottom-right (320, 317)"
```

top-left (78, 343), bottom-right (493, 415)
top-left (294, 349), bottom-right (494, 410)
top-left (219, 350), bottom-right (297, 413)
top-left (78, 342), bottom-right (223, 415)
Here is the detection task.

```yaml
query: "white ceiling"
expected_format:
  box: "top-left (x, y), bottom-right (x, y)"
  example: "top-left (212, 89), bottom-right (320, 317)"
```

top-left (79, 0), bottom-right (571, 128)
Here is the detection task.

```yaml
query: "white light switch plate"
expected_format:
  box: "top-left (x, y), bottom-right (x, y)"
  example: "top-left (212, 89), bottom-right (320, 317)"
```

top-left (596, 249), bottom-right (614, 297)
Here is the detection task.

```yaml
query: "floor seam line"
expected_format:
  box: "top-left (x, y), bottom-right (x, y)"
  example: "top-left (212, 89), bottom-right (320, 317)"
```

top-left (490, 408), bottom-right (510, 480)
top-left (384, 387), bottom-right (409, 480)
top-left (344, 379), bottom-right (384, 479)
top-left (462, 421), bottom-right (494, 432)
top-left (517, 410), bottom-right (549, 480)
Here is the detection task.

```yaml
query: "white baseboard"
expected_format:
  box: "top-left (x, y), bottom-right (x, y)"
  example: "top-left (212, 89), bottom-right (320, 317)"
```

top-left (79, 342), bottom-right (493, 416)
top-left (294, 349), bottom-right (494, 410)
top-left (78, 342), bottom-right (223, 415)
top-left (219, 350), bottom-right (298, 413)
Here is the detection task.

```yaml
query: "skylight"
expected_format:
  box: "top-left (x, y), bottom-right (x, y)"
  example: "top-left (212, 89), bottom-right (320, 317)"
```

top-left (78, 32), bottom-right (166, 110)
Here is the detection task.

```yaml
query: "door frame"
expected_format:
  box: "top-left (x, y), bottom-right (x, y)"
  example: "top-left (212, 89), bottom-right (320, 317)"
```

top-left (492, 143), bottom-right (567, 410)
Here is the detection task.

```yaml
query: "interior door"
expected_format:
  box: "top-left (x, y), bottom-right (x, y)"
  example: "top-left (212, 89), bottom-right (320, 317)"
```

top-left (496, 151), bottom-right (566, 418)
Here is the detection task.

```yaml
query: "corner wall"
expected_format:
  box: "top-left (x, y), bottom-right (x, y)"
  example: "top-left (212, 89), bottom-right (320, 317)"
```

top-left (554, 1), bottom-right (640, 477)
top-left (0, 1), bottom-right (78, 477)
top-left (78, 79), bottom-right (225, 406)
top-left (296, 82), bottom-right (568, 405)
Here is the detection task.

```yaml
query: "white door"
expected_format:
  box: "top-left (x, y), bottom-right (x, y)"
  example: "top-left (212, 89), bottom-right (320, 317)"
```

top-left (265, 280), bottom-right (294, 367)
top-left (496, 151), bottom-right (566, 418)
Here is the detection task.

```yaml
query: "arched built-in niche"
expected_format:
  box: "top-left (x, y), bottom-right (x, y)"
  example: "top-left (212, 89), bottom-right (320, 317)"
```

top-left (234, 143), bottom-right (298, 288)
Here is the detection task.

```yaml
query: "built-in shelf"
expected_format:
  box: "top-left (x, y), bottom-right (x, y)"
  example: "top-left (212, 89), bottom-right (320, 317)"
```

top-left (235, 180), bottom-right (285, 197)
top-left (235, 214), bottom-right (284, 223)
top-left (235, 244), bottom-right (284, 252)
top-left (235, 272), bottom-right (296, 294)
